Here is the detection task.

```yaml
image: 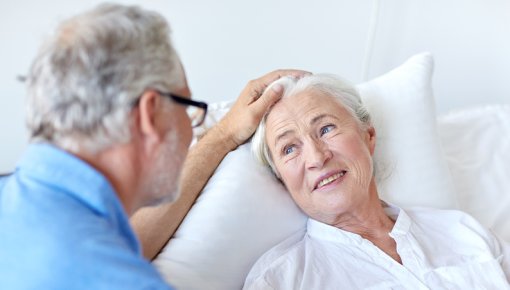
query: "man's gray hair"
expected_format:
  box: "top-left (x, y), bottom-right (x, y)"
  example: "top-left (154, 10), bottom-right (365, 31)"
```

top-left (251, 74), bottom-right (372, 178)
top-left (26, 3), bottom-right (185, 153)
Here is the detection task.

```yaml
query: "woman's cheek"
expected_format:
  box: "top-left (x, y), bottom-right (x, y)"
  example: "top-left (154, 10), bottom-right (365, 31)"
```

top-left (282, 162), bottom-right (303, 192)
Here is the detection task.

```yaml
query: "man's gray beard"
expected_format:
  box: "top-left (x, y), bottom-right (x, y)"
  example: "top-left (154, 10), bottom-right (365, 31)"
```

top-left (143, 129), bottom-right (185, 207)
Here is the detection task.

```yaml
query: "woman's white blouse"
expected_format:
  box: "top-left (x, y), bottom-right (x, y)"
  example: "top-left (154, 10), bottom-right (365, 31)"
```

top-left (244, 206), bottom-right (510, 290)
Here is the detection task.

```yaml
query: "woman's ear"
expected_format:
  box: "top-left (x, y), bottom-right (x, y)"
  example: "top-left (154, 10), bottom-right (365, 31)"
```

top-left (366, 126), bottom-right (377, 155)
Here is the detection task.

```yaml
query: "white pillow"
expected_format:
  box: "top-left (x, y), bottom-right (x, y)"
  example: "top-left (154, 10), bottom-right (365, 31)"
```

top-left (153, 52), bottom-right (458, 290)
top-left (357, 53), bottom-right (458, 209)
top-left (438, 105), bottom-right (510, 241)
top-left (154, 144), bottom-right (307, 290)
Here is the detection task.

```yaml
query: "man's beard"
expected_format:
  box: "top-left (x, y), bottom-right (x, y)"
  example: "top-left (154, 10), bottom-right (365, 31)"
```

top-left (142, 129), bottom-right (186, 207)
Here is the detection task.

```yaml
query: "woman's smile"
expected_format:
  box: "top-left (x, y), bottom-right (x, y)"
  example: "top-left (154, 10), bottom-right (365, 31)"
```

top-left (313, 170), bottom-right (347, 191)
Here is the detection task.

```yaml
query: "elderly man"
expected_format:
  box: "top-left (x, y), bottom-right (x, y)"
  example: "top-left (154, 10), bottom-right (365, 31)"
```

top-left (0, 3), bottom-right (305, 289)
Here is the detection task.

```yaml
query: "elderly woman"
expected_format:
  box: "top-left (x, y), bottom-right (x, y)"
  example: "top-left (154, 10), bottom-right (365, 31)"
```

top-left (244, 74), bottom-right (510, 289)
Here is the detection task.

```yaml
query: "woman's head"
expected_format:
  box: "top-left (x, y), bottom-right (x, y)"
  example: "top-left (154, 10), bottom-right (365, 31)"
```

top-left (251, 74), bottom-right (377, 224)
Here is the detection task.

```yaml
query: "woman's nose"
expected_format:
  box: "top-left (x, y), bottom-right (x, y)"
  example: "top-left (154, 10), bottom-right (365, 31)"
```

top-left (305, 139), bottom-right (332, 170)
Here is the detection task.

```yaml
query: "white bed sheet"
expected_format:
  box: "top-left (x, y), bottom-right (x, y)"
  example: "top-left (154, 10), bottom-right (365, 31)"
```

top-left (438, 104), bottom-right (510, 242)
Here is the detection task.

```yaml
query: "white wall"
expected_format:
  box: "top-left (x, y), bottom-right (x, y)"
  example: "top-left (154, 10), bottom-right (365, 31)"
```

top-left (370, 0), bottom-right (510, 112)
top-left (1, 0), bottom-right (509, 172)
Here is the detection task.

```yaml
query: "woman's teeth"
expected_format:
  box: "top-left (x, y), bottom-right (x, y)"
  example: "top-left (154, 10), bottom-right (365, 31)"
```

top-left (317, 171), bottom-right (346, 188)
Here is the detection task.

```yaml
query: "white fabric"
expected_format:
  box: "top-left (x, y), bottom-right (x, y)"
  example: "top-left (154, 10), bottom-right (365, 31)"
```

top-left (244, 205), bottom-right (510, 290)
top-left (357, 53), bottom-right (457, 209)
top-left (153, 53), bottom-right (459, 289)
top-left (438, 105), bottom-right (510, 242)
top-left (192, 100), bottom-right (233, 141)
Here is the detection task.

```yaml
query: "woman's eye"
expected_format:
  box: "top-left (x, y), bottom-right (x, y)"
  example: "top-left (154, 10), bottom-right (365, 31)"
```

top-left (283, 145), bottom-right (295, 155)
top-left (320, 125), bottom-right (335, 136)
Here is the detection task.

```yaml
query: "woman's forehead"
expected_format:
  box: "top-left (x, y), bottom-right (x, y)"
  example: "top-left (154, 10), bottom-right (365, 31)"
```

top-left (265, 93), bottom-right (357, 147)
top-left (268, 91), bottom-right (349, 123)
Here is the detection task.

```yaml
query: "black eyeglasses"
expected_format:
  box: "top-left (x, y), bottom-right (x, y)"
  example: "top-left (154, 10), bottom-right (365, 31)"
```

top-left (19, 74), bottom-right (209, 128)
top-left (157, 91), bottom-right (208, 128)
top-left (132, 91), bottom-right (207, 128)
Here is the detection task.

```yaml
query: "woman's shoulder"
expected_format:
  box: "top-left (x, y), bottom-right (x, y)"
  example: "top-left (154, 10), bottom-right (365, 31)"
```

top-left (244, 228), bottom-right (307, 287)
top-left (386, 202), bottom-right (482, 232)
top-left (404, 207), bottom-right (499, 246)
top-left (405, 206), bottom-right (480, 225)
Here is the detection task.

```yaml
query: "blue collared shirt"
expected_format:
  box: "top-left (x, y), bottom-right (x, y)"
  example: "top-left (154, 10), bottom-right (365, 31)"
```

top-left (0, 143), bottom-right (173, 290)
top-left (0, 174), bottom-right (8, 191)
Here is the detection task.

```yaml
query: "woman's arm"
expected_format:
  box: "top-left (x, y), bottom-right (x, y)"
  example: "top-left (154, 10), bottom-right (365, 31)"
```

top-left (130, 69), bottom-right (309, 260)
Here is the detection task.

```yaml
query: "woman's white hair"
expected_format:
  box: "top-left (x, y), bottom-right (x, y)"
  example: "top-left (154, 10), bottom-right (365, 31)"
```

top-left (26, 3), bottom-right (185, 153)
top-left (251, 74), bottom-right (372, 178)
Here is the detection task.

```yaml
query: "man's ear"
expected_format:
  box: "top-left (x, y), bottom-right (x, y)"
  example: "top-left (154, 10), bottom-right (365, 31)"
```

top-left (137, 90), bottom-right (165, 144)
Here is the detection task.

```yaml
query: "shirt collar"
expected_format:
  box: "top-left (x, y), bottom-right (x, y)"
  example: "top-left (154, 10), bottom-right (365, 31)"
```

top-left (383, 202), bottom-right (412, 237)
top-left (17, 143), bottom-right (119, 215)
top-left (307, 218), bottom-right (365, 245)
top-left (14, 143), bottom-right (140, 253)
top-left (307, 201), bottom-right (413, 244)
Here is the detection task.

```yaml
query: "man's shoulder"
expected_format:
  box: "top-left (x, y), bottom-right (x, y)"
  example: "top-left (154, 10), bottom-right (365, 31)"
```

top-left (0, 212), bottom-right (172, 290)
top-left (0, 174), bottom-right (170, 288)
top-left (73, 237), bottom-right (172, 289)
top-left (0, 254), bottom-right (173, 290)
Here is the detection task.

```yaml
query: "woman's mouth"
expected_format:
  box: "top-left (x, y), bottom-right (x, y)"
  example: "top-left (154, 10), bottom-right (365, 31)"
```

top-left (314, 170), bottom-right (347, 190)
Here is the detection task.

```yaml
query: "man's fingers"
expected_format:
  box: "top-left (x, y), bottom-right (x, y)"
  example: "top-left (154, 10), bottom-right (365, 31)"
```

top-left (260, 69), bottom-right (312, 87)
top-left (251, 83), bottom-right (284, 116)
top-left (243, 69), bottom-right (311, 103)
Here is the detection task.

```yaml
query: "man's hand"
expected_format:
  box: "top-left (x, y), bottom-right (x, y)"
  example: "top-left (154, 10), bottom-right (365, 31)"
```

top-left (216, 69), bottom-right (311, 148)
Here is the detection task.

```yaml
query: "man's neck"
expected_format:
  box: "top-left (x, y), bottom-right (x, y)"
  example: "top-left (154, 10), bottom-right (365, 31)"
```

top-left (72, 144), bottom-right (140, 216)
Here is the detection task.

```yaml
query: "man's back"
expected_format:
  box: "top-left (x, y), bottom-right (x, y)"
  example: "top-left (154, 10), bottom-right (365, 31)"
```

top-left (0, 143), bottom-right (171, 290)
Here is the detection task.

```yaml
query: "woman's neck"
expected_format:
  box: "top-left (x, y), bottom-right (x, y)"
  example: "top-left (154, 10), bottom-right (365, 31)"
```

top-left (331, 182), bottom-right (402, 264)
